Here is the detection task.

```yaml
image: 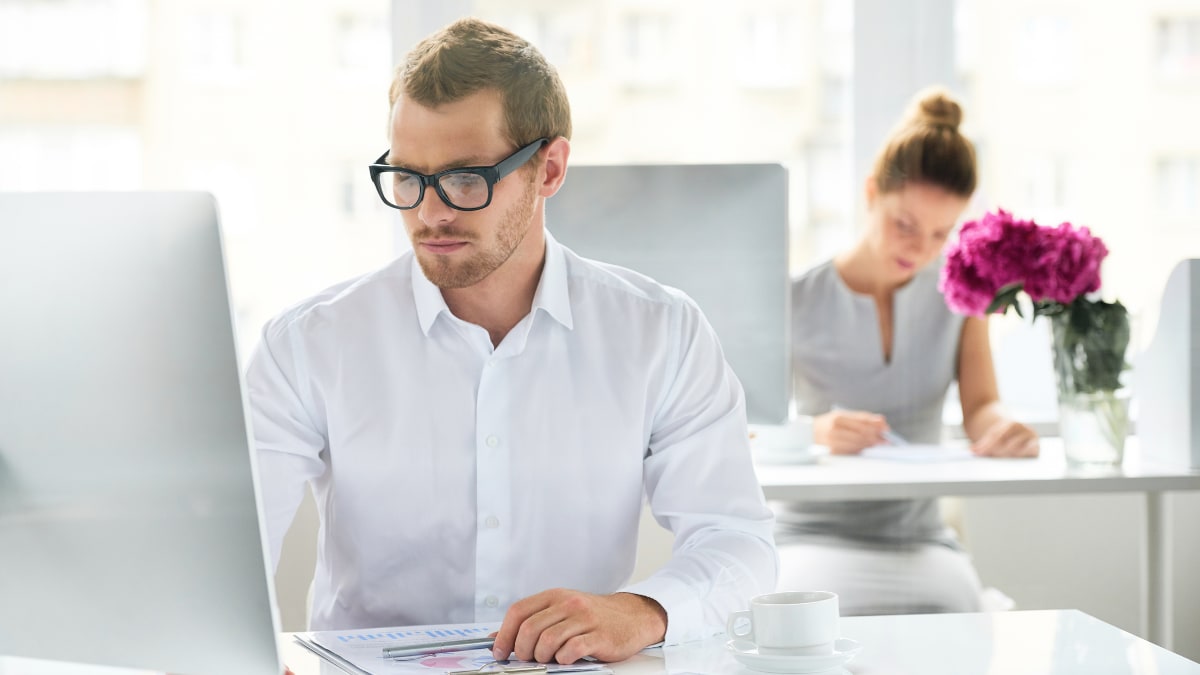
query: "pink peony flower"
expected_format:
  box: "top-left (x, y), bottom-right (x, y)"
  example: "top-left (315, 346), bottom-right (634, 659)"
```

top-left (1023, 222), bottom-right (1108, 305)
top-left (938, 209), bottom-right (1110, 317)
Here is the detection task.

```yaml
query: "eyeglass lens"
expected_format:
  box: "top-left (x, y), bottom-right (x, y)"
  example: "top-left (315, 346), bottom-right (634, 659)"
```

top-left (377, 171), bottom-right (491, 210)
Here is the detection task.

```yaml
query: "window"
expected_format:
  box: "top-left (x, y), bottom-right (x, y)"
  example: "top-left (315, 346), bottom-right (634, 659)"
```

top-left (336, 14), bottom-right (390, 73)
top-left (819, 0), bottom-right (852, 78)
top-left (957, 1), bottom-right (1200, 426)
top-left (0, 126), bottom-right (140, 189)
top-left (617, 12), bottom-right (676, 87)
top-left (0, 1), bottom-right (395, 356)
top-left (0, 0), bottom-right (147, 79)
top-left (737, 10), bottom-right (805, 89)
top-left (1013, 15), bottom-right (1075, 86)
top-left (184, 10), bottom-right (244, 79)
top-left (497, 10), bottom-right (591, 73)
top-left (821, 76), bottom-right (849, 123)
top-left (1158, 157), bottom-right (1200, 218)
top-left (953, 0), bottom-right (977, 77)
top-left (1020, 156), bottom-right (1083, 224)
top-left (413, 0), bottom-right (852, 270)
top-left (1158, 16), bottom-right (1200, 80)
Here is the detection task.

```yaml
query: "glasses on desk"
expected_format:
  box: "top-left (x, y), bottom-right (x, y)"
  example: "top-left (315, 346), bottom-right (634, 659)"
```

top-left (369, 138), bottom-right (548, 211)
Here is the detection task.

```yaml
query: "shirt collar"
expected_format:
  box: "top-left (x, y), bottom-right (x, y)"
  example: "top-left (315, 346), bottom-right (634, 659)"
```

top-left (531, 230), bottom-right (574, 331)
top-left (411, 253), bottom-right (450, 335)
top-left (410, 229), bottom-right (574, 336)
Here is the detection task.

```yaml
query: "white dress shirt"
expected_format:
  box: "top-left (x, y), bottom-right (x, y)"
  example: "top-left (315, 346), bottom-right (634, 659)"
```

top-left (247, 231), bottom-right (777, 644)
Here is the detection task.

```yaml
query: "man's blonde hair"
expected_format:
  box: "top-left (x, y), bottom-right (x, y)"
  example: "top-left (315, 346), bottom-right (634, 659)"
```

top-left (389, 17), bottom-right (572, 147)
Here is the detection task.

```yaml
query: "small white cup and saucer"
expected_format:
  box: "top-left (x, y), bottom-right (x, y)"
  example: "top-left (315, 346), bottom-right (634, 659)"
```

top-left (725, 591), bottom-right (860, 674)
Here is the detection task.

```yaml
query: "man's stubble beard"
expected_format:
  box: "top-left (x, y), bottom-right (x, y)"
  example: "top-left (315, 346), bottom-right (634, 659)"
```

top-left (414, 175), bottom-right (538, 290)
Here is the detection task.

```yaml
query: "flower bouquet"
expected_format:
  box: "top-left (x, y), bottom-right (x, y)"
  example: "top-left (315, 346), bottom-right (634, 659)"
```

top-left (939, 209), bottom-right (1131, 465)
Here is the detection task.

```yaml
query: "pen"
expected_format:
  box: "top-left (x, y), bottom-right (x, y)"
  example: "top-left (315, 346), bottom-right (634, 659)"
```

top-left (382, 636), bottom-right (497, 658)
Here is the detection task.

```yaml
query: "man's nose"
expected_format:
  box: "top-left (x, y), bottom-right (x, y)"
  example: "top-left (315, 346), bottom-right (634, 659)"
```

top-left (418, 186), bottom-right (457, 227)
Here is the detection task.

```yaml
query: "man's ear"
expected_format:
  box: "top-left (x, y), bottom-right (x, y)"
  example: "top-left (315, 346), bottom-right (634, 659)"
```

top-left (537, 137), bottom-right (570, 199)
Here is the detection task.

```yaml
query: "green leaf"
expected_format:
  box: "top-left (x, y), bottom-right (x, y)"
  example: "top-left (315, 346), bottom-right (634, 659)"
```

top-left (985, 282), bottom-right (1025, 316)
top-left (1032, 300), bottom-right (1066, 320)
top-left (1050, 298), bottom-right (1131, 395)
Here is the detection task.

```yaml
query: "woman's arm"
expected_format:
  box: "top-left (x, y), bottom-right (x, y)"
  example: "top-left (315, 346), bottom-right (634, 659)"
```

top-left (957, 316), bottom-right (1039, 457)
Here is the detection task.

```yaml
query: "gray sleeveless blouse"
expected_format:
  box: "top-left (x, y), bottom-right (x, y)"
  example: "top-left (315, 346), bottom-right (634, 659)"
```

top-left (774, 258), bottom-right (965, 547)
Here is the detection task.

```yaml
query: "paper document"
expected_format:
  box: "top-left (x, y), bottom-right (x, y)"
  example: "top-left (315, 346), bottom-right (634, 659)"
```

top-left (294, 622), bottom-right (612, 675)
top-left (860, 444), bottom-right (975, 463)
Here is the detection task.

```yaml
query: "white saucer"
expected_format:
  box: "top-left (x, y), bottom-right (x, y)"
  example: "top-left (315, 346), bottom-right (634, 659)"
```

top-left (726, 638), bottom-right (860, 674)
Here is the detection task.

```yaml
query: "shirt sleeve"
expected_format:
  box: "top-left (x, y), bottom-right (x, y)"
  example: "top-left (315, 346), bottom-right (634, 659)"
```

top-left (620, 297), bottom-right (779, 644)
top-left (245, 317), bottom-right (329, 573)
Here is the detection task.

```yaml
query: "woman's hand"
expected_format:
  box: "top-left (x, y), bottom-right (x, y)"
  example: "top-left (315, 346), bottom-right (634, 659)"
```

top-left (972, 419), bottom-right (1039, 457)
top-left (813, 410), bottom-right (889, 454)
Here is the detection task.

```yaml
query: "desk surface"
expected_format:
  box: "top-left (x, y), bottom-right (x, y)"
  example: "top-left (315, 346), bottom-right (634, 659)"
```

top-left (2, 610), bottom-right (1197, 675)
top-left (755, 437), bottom-right (1200, 501)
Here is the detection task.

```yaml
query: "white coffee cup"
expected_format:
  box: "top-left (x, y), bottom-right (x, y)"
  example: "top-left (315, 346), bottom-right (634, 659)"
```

top-left (726, 590), bottom-right (839, 656)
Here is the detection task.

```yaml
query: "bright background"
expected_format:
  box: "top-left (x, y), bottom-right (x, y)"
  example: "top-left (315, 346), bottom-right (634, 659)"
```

top-left (3, 0), bottom-right (1199, 657)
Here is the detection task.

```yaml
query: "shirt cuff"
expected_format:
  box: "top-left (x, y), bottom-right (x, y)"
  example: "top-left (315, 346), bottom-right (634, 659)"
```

top-left (620, 575), bottom-right (709, 645)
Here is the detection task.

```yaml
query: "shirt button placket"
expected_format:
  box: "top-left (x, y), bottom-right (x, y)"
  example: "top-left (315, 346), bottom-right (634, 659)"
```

top-left (474, 355), bottom-right (512, 620)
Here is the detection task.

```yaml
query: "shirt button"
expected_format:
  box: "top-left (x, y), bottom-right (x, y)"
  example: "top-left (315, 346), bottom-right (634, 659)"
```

top-left (485, 516), bottom-right (500, 529)
top-left (485, 595), bottom-right (499, 608)
top-left (485, 435), bottom-right (500, 448)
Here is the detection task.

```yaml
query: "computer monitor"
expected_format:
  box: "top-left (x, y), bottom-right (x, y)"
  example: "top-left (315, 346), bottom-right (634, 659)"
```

top-left (546, 163), bottom-right (791, 424)
top-left (0, 192), bottom-right (282, 675)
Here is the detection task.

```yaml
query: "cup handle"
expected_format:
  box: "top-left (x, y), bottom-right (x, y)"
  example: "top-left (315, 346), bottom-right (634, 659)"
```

top-left (726, 610), bottom-right (754, 641)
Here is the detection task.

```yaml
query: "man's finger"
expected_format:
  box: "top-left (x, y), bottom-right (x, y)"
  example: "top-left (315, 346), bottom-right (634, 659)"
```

top-left (533, 615), bottom-right (590, 663)
top-left (554, 633), bottom-right (595, 665)
top-left (493, 592), bottom-right (554, 660)
top-left (514, 605), bottom-right (572, 662)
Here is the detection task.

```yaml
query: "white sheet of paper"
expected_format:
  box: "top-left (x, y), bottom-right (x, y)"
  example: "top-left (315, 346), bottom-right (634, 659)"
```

top-left (860, 444), bottom-right (976, 462)
top-left (295, 622), bottom-right (611, 675)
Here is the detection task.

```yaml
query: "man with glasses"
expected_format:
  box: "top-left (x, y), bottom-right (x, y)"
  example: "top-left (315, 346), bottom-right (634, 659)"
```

top-left (247, 17), bottom-right (776, 665)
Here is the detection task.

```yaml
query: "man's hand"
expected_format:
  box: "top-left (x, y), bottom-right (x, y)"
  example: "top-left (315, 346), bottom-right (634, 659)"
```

top-left (491, 589), bottom-right (667, 665)
top-left (813, 410), bottom-right (889, 454)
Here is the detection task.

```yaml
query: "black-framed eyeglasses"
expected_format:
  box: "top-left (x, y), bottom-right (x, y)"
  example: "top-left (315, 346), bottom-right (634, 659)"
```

top-left (369, 138), bottom-right (548, 212)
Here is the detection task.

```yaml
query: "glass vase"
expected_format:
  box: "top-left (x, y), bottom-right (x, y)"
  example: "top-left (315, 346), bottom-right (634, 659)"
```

top-left (1056, 389), bottom-right (1131, 466)
top-left (1049, 300), bottom-right (1131, 467)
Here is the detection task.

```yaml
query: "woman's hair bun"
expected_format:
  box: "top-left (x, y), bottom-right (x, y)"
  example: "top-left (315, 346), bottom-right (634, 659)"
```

top-left (909, 88), bottom-right (963, 130)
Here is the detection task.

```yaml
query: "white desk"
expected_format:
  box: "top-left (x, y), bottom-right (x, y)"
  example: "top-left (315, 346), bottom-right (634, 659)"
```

top-left (3, 610), bottom-right (1197, 675)
top-left (755, 437), bottom-right (1200, 648)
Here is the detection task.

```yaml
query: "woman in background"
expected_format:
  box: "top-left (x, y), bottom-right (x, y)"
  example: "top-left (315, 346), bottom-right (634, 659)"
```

top-left (775, 88), bottom-right (1039, 614)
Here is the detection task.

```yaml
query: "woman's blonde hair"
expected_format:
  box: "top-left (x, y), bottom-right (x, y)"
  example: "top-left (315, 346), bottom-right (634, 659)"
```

top-left (389, 17), bottom-right (572, 147)
top-left (871, 87), bottom-right (976, 197)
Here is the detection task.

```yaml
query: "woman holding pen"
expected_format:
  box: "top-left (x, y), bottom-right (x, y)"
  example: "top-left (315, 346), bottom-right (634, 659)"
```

top-left (774, 88), bottom-right (1039, 614)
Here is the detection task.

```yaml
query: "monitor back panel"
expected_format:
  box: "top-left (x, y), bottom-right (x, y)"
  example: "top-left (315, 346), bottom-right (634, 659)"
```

top-left (546, 164), bottom-right (790, 424)
top-left (0, 192), bottom-right (281, 675)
